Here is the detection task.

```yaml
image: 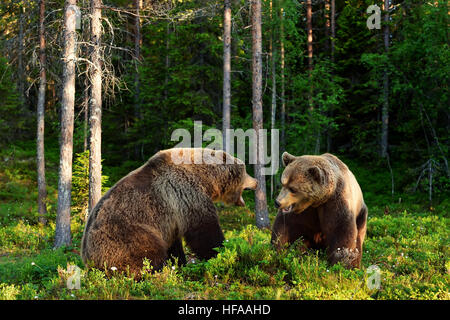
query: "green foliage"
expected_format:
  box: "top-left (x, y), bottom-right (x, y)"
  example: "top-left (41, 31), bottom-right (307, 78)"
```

top-left (0, 0), bottom-right (448, 301)
top-left (288, 60), bottom-right (344, 154)
top-left (0, 139), bottom-right (444, 300)
top-left (0, 145), bottom-right (447, 300)
top-left (0, 57), bottom-right (23, 145)
top-left (1, 204), bottom-right (447, 300)
top-left (71, 151), bottom-right (109, 220)
top-left (0, 116), bottom-right (448, 301)
top-left (0, 221), bottom-right (53, 255)
top-left (0, 248), bottom-right (81, 286)
top-left (0, 141), bottom-right (57, 225)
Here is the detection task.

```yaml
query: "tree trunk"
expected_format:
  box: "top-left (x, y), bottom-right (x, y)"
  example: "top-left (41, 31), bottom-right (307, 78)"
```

top-left (164, 22), bottom-right (170, 101)
top-left (37, 0), bottom-right (47, 224)
top-left (88, 0), bottom-right (103, 213)
top-left (251, 0), bottom-right (270, 229)
top-left (326, 0), bottom-right (335, 152)
top-left (134, 0), bottom-right (142, 159)
top-left (306, 0), bottom-right (313, 75)
top-left (17, 6), bottom-right (25, 107)
top-left (222, 0), bottom-right (232, 152)
top-left (83, 77), bottom-right (89, 152)
top-left (306, 0), bottom-right (319, 153)
top-left (331, 0), bottom-right (335, 62)
top-left (381, 0), bottom-right (390, 158)
top-left (280, 5), bottom-right (286, 153)
top-left (55, 0), bottom-right (77, 248)
top-left (324, 0), bottom-right (330, 52)
top-left (269, 0), bottom-right (277, 198)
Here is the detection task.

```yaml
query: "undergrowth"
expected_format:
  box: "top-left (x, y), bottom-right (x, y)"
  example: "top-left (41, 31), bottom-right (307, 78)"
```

top-left (0, 142), bottom-right (448, 300)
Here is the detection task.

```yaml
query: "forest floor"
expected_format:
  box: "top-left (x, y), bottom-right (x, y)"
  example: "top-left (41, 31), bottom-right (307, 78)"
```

top-left (0, 142), bottom-right (448, 300)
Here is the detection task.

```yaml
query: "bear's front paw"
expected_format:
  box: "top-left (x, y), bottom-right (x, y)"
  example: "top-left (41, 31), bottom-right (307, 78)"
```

top-left (329, 247), bottom-right (359, 268)
top-left (313, 232), bottom-right (325, 244)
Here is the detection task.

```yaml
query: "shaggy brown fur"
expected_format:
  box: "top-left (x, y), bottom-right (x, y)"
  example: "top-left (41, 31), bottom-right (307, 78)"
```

top-left (271, 152), bottom-right (368, 268)
top-left (81, 148), bottom-right (257, 278)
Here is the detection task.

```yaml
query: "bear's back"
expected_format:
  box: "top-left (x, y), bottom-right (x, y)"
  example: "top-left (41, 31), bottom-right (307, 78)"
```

top-left (81, 153), bottom-right (171, 258)
top-left (322, 153), bottom-right (364, 216)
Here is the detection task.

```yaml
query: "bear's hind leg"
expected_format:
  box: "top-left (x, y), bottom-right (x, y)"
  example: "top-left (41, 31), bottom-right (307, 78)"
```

top-left (167, 238), bottom-right (187, 266)
top-left (319, 207), bottom-right (360, 268)
top-left (355, 204), bottom-right (368, 267)
top-left (184, 216), bottom-right (225, 260)
top-left (114, 224), bottom-right (169, 277)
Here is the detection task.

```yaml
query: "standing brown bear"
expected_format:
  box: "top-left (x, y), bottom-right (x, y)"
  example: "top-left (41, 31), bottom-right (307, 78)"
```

top-left (81, 148), bottom-right (257, 277)
top-left (271, 152), bottom-right (367, 268)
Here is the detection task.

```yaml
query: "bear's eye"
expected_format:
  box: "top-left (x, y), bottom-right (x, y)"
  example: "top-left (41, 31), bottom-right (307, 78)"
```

top-left (288, 187), bottom-right (297, 193)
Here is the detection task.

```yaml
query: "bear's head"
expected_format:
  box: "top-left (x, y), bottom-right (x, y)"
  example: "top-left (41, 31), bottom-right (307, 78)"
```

top-left (219, 171), bottom-right (258, 207)
top-left (214, 151), bottom-right (258, 207)
top-left (168, 148), bottom-right (258, 207)
top-left (275, 152), bottom-right (336, 214)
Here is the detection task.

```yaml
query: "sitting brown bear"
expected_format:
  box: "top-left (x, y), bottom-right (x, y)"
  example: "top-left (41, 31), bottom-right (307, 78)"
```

top-left (271, 152), bottom-right (368, 268)
top-left (81, 148), bottom-right (257, 277)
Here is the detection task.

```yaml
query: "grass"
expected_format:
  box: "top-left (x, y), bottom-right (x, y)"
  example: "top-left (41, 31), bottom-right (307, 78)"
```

top-left (0, 142), bottom-right (448, 300)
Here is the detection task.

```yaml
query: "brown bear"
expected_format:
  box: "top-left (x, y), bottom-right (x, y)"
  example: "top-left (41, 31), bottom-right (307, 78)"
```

top-left (271, 152), bottom-right (367, 268)
top-left (81, 148), bottom-right (257, 277)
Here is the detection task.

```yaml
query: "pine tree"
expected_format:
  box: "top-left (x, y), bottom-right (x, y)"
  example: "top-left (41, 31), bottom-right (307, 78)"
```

top-left (55, 0), bottom-right (78, 248)
top-left (223, 0), bottom-right (232, 152)
top-left (88, 0), bottom-right (103, 213)
top-left (251, 0), bottom-right (270, 229)
top-left (36, 0), bottom-right (47, 224)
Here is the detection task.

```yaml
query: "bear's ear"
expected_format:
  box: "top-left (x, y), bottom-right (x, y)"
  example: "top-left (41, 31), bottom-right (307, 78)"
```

top-left (282, 152), bottom-right (296, 167)
top-left (308, 166), bottom-right (326, 185)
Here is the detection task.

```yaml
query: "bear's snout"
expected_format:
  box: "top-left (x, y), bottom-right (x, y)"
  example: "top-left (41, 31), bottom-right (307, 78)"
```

top-left (274, 199), bottom-right (281, 208)
top-left (243, 174), bottom-right (258, 191)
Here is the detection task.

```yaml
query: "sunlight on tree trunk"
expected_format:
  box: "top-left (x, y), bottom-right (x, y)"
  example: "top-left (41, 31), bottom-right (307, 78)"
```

top-left (55, 0), bottom-right (77, 248)
top-left (280, 5), bottom-right (286, 154)
top-left (222, 0), bottom-right (231, 152)
top-left (251, 0), bottom-right (270, 229)
top-left (306, 0), bottom-right (313, 76)
top-left (88, 0), bottom-right (103, 213)
top-left (269, 0), bottom-right (276, 199)
top-left (306, 0), bottom-right (320, 154)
